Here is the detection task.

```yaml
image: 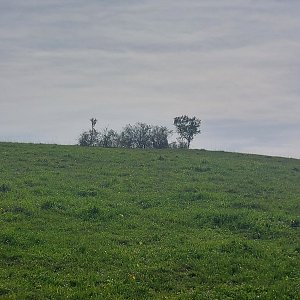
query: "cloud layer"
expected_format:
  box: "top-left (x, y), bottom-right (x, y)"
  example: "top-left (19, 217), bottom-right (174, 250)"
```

top-left (1, 0), bottom-right (300, 158)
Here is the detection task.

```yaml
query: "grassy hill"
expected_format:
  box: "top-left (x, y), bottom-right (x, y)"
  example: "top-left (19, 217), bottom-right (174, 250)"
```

top-left (0, 142), bottom-right (299, 299)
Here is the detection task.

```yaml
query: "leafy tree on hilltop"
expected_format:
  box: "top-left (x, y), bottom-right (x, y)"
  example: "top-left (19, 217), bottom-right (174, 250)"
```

top-left (173, 115), bottom-right (201, 148)
top-left (98, 128), bottom-right (119, 148)
top-left (150, 126), bottom-right (172, 149)
top-left (119, 123), bottom-right (152, 149)
top-left (119, 124), bottom-right (135, 148)
top-left (133, 123), bottom-right (152, 149)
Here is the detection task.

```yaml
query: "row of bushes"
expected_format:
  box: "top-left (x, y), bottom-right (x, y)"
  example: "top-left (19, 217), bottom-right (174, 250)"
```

top-left (78, 122), bottom-right (188, 149)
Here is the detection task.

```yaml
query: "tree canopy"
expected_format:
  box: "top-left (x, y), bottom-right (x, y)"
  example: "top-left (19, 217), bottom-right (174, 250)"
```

top-left (173, 115), bottom-right (201, 148)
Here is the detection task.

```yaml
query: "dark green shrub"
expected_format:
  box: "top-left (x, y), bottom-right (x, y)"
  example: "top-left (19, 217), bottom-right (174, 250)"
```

top-left (290, 219), bottom-right (300, 228)
top-left (41, 201), bottom-right (55, 210)
top-left (77, 189), bottom-right (98, 197)
top-left (194, 166), bottom-right (211, 172)
top-left (80, 206), bottom-right (100, 221)
top-left (0, 234), bottom-right (18, 246)
top-left (0, 183), bottom-right (11, 193)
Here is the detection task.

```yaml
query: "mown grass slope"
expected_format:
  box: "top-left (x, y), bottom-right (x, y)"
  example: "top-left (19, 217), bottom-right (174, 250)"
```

top-left (0, 142), bottom-right (299, 299)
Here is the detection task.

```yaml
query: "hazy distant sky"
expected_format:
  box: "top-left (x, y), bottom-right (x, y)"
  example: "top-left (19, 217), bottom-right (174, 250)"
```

top-left (1, 0), bottom-right (300, 158)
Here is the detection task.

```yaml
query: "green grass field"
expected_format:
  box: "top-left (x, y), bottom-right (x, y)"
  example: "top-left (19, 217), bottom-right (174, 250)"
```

top-left (0, 142), bottom-right (299, 299)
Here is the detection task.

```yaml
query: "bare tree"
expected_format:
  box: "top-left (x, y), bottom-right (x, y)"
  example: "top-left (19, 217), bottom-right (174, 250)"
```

top-left (89, 118), bottom-right (98, 146)
top-left (78, 118), bottom-right (99, 146)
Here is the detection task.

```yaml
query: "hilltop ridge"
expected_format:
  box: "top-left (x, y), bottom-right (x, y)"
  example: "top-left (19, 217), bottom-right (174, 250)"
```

top-left (0, 142), bottom-right (299, 299)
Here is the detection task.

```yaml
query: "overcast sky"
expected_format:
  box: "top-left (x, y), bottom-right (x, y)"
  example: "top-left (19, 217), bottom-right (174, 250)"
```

top-left (1, 0), bottom-right (299, 158)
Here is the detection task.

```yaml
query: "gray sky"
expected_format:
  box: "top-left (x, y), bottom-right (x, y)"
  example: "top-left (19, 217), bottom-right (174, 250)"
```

top-left (1, 0), bottom-right (300, 158)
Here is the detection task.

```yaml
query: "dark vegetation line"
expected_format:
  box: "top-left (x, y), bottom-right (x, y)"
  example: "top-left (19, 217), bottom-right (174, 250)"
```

top-left (78, 115), bottom-right (201, 149)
